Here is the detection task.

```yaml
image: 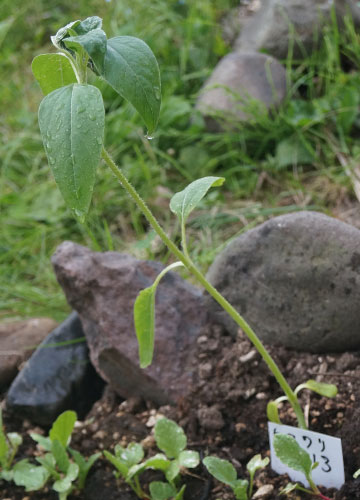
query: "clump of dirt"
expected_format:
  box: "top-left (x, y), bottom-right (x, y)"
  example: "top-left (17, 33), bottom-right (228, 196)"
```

top-left (2, 323), bottom-right (360, 499)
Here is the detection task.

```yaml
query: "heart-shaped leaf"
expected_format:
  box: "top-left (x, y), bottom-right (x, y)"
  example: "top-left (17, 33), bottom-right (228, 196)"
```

top-left (38, 84), bottom-right (105, 220)
top-left (64, 29), bottom-right (107, 73)
top-left (170, 176), bottom-right (225, 224)
top-left (32, 54), bottom-right (77, 95)
top-left (246, 454), bottom-right (269, 477)
top-left (102, 36), bottom-right (161, 134)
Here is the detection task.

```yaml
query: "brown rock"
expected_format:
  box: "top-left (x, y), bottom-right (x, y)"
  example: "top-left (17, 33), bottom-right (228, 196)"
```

top-left (52, 242), bottom-right (208, 405)
top-left (0, 318), bottom-right (57, 388)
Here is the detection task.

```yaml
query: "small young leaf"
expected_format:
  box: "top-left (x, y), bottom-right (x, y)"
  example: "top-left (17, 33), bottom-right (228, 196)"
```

top-left (32, 54), bottom-right (77, 96)
top-left (103, 450), bottom-right (129, 478)
top-left (0, 469), bottom-right (13, 481)
top-left (49, 410), bottom-right (77, 448)
top-left (51, 20), bottom-right (81, 49)
top-left (127, 453), bottom-right (169, 480)
top-left (280, 482), bottom-right (298, 495)
top-left (74, 16), bottom-right (102, 35)
top-left (64, 29), bottom-right (107, 73)
top-left (69, 448), bottom-right (101, 489)
top-left (0, 433), bottom-right (9, 467)
top-left (7, 433), bottom-right (22, 449)
top-left (155, 418), bottom-right (187, 459)
top-left (115, 442), bottom-right (144, 467)
top-left (266, 401), bottom-right (281, 424)
top-left (232, 479), bottom-right (249, 500)
top-left (246, 454), bottom-right (269, 477)
top-left (170, 177), bottom-right (225, 224)
top-left (53, 462), bottom-right (79, 493)
top-left (203, 456), bottom-right (237, 486)
top-left (165, 460), bottom-right (181, 483)
top-left (13, 460), bottom-right (49, 491)
top-left (35, 453), bottom-right (58, 476)
top-left (299, 380), bottom-right (338, 398)
top-left (273, 434), bottom-right (312, 478)
top-left (178, 450), bottom-right (200, 469)
top-left (354, 469), bottom-right (360, 479)
top-left (102, 36), bottom-right (161, 134)
top-left (149, 481), bottom-right (177, 500)
top-left (51, 440), bottom-right (70, 474)
top-left (38, 84), bottom-right (105, 219)
top-left (134, 286), bottom-right (155, 368)
top-left (30, 433), bottom-right (52, 451)
top-left (175, 485), bottom-right (186, 500)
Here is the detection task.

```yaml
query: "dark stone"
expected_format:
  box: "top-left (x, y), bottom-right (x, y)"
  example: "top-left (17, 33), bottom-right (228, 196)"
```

top-left (205, 211), bottom-right (360, 353)
top-left (51, 242), bottom-right (209, 406)
top-left (6, 312), bottom-right (105, 426)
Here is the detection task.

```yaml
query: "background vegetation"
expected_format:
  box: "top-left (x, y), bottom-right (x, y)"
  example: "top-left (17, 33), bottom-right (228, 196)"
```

top-left (1, 0), bottom-right (359, 320)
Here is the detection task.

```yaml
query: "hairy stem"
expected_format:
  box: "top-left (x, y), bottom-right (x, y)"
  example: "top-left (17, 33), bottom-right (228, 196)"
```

top-left (101, 147), bottom-right (307, 429)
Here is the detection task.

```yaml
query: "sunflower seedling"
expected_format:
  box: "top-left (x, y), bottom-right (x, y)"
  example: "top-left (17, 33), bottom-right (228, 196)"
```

top-left (203, 454), bottom-right (269, 499)
top-left (274, 434), bottom-right (332, 500)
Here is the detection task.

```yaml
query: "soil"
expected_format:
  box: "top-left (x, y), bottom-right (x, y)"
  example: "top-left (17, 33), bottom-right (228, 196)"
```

top-left (1, 323), bottom-right (360, 500)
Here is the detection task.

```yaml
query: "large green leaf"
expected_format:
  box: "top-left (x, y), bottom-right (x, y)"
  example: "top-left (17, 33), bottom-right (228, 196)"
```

top-left (154, 419), bottom-right (186, 459)
top-left (49, 410), bottom-right (77, 448)
top-left (134, 286), bottom-right (155, 369)
top-left (273, 434), bottom-right (312, 478)
top-left (32, 54), bottom-right (77, 96)
top-left (170, 177), bottom-right (225, 224)
top-left (203, 456), bottom-right (237, 486)
top-left (13, 460), bottom-right (49, 491)
top-left (38, 84), bottom-right (105, 219)
top-left (64, 29), bottom-right (107, 73)
top-left (102, 36), bottom-right (161, 134)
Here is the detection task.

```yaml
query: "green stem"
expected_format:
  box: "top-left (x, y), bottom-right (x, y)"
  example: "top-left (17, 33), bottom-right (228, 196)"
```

top-left (101, 148), bottom-right (307, 429)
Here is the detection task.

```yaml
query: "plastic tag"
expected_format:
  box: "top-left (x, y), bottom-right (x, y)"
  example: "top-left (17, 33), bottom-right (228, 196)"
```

top-left (268, 422), bottom-right (345, 489)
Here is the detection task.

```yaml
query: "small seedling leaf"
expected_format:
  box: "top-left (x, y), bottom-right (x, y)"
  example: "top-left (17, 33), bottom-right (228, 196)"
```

top-left (267, 401), bottom-right (281, 424)
top-left (175, 485), bottom-right (186, 500)
top-left (64, 29), bottom-right (107, 73)
top-left (35, 453), bottom-right (57, 475)
top-left (134, 286), bottom-right (155, 368)
top-left (203, 456), bottom-right (237, 486)
top-left (246, 454), bottom-right (269, 476)
top-left (38, 84), bottom-right (105, 219)
top-left (51, 20), bottom-right (81, 48)
top-left (69, 448), bottom-right (101, 489)
top-left (103, 450), bottom-right (129, 478)
top-left (118, 442), bottom-right (144, 467)
top-left (32, 54), bottom-right (77, 96)
top-left (301, 380), bottom-right (338, 398)
top-left (280, 482), bottom-right (298, 495)
top-left (13, 460), bottom-right (49, 491)
top-left (149, 481), bottom-right (177, 500)
top-left (273, 434), bottom-right (312, 478)
top-left (0, 469), bottom-right (13, 481)
top-left (0, 433), bottom-right (9, 466)
top-left (49, 410), bottom-right (77, 448)
top-left (155, 418), bottom-right (187, 459)
top-left (170, 177), bottom-right (225, 224)
top-left (53, 462), bottom-right (79, 493)
top-left (165, 460), bottom-right (181, 483)
top-left (354, 469), bottom-right (360, 479)
top-left (102, 36), bottom-right (161, 134)
top-left (178, 450), bottom-right (200, 469)
top-left (7, 432), bottom-right (22, 449)
top-left (30, 433), bottom-right (52, 451)
top-left (232, 479), bottom-right (249, 500)
top-left (51, 439), bottom-right (70, 474)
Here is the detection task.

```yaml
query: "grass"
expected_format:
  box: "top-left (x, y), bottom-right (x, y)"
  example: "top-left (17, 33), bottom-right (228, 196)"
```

top-left (0, 1), bottom-right (359, 320)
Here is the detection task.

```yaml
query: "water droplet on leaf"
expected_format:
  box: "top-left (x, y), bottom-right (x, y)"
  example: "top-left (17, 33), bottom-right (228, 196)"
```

top-left (145, 133), bottom-right (154, 140)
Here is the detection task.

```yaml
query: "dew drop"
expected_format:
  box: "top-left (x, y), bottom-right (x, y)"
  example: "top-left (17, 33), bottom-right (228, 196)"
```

top-left (145, 133), bottom-right (154, 140)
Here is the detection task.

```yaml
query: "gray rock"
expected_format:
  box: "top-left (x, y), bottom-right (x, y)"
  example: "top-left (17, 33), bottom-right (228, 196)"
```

top-left (6, 313), bottom-right (104, 426)
top-left (235, 0), bottom-right (360, 59)
top-left (205, 211), bottom-right (360, 353)
top-left (196, 52), bottom-right (286, 131)
top-left (51, 242), bottom-right (208, 406)
top-left (0, 317), bottom-right (57, 389)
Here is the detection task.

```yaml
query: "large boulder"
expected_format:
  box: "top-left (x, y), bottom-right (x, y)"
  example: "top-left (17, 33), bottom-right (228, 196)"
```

top-left (205, 211), bottom-right (360, 353)
top-left (0, 317), bottom-right (57, 389)
top-left (235, 0), bottom-right (360, 59)
top-left (196, 52), bottom-right (286, 131)
top-left (51, 242), bottom-right (209, 406)
top-left (6, 313), bottom-right (104, 426)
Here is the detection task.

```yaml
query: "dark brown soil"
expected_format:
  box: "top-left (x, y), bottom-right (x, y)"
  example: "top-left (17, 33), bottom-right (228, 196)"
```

top-left (2, 323), bottom-right (360, 500)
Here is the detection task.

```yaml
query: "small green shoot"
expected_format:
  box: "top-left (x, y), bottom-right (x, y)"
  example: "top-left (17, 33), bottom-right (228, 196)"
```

top-left (0, 407), bottom-right (23, 481)
top-left (274, 434), bottom-right (331, 500)
top-left (203, 453), bottom-right (269, 499)
top-left (104, 418), bottom-right (199, 499)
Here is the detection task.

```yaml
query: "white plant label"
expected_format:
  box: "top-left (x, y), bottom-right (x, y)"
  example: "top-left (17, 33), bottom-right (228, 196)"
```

top-left (268, 422), bottom-right (345, 489)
